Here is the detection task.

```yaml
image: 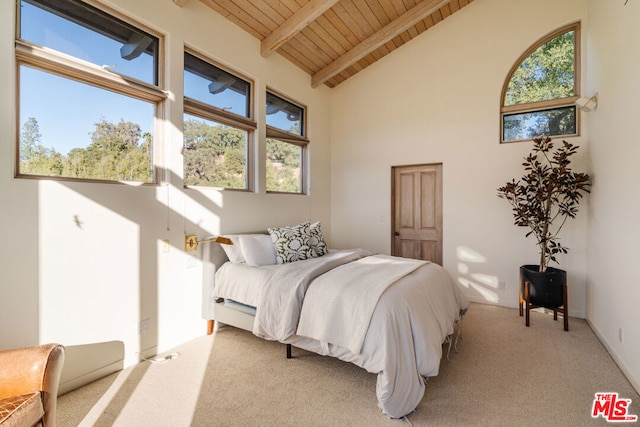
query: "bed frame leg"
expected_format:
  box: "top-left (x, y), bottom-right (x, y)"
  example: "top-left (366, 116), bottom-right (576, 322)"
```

top-left (286, 344), bottom-right (292, 359)
top-left (207, 320), bottom-right (214, 335)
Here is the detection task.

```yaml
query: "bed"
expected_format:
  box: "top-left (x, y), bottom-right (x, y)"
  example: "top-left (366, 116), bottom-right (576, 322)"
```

top-left (201, 224), bottom-right (469, 418)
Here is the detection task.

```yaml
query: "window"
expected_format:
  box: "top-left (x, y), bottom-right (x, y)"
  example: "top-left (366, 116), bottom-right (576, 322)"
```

top-left (266, 91), bottom-right (307, 194)
top-left (16, 0), bottom-right (164, 183)
top-left (183, 50), bottom-right (254, 190)
top-left (500, 23), bottom-right (580, 143)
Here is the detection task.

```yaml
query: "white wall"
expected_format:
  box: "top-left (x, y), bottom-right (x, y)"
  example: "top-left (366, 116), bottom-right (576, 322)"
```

top-left (329, 0), bottom-right (589, 316)
top-left (329, 0), bottom-right (640, 394)
top-left (2, 0), bottom-right (638, 398)
top-left (585, 0), bottom-right (640, 392)
top-left (0, 0), bottom-right (332, 373)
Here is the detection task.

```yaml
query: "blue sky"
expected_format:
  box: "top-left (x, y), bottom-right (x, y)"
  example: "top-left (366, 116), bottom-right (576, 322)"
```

top-left (20, 67), bottom-right (154, 155)
top-left (19, 1), bottom-right (297, 156)
top-left (19, 1), bottom-right (155, 155)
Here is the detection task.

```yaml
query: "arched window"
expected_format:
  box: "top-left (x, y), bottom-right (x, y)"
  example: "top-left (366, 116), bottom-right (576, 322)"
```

top-left (500, 23), bottom-right (580, 143)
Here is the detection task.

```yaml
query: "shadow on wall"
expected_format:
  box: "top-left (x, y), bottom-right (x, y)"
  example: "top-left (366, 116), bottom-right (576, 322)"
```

top-left (455, 246), bottom-right (502, 304)
top-left (52, 169), bottom-right (227, 394)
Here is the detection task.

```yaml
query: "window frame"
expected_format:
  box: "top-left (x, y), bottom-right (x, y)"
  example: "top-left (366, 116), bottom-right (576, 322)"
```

top-left (265, 88), bottom-right (308, 195)
top-left (183, 47), bottom-right (256, 191)
top-left (499, 22), bottom-right (581, 144)
top-left (14, 0), bottom-right (166, 184)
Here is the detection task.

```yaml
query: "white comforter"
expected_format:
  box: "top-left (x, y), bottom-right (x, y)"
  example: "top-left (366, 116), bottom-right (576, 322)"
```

top-left (297, 254), bottom-right (427, 354)
top-left (214, 249), bottom-right (469, 418)
top-left (252, 249), bottom-right (373, 341)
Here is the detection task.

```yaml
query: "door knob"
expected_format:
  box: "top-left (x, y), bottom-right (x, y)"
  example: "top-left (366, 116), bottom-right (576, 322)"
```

top-left (394, 232), bottom-right (400, 236)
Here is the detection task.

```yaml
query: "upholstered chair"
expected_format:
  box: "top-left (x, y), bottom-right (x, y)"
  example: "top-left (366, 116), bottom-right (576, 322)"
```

top-left (0, 343), bottom-right (65, 427)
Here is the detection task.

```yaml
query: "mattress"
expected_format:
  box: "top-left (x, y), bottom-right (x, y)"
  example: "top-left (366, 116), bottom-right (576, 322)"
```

top-left (223, 299), bottom-right (257, 316)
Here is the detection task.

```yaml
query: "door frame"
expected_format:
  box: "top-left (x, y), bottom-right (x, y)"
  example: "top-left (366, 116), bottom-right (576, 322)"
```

top-left (390, 162), bottom-right (443, 264)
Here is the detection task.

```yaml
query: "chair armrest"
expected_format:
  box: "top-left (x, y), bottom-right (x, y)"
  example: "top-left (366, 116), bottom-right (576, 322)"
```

top-left (0, 344), bottom-right (65, 399)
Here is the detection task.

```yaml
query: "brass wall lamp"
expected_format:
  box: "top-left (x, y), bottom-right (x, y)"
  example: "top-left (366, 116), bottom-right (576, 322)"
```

top-left (184, 235), bottom-right (232, 251)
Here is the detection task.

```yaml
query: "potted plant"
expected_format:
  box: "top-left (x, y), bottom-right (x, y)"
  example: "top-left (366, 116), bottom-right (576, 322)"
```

top-left (497, 136), bottom-right (591, 313)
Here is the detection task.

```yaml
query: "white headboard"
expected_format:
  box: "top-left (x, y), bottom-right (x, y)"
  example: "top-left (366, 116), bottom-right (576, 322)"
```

top-left (201, 237), bottom-right (230, 320)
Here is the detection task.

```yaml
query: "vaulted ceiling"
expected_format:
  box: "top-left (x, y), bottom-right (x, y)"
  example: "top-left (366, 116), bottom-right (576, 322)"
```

top-left (174, 0), bottom-right (475, 88)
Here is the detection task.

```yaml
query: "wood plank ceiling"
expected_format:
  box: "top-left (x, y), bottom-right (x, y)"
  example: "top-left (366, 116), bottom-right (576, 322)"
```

top-left (174, 0), bottom-right (474, 88)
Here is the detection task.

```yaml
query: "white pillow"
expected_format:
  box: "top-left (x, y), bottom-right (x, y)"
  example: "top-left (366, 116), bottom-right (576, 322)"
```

top-left (239, 234), bottom-right (277, 266)
top-left (220, 235), bottom-right (245, 263)
top-left (219, 234), bottom-right (268, 264)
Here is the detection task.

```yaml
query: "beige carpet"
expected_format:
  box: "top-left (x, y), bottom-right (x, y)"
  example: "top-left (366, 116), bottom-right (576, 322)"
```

top-left (57, 303), bottom-right (639, 426)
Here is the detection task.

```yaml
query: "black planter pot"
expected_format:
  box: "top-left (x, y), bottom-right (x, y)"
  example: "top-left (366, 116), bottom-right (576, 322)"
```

top-left (520, 265), bottom-right (566, 309)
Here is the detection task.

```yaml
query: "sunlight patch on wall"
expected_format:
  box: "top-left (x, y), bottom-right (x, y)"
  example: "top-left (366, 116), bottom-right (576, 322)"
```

top-left (156, 181), bottom-right (225, 239)
top-left (456, 246), bottom-right (487, 263)
top-left (457, 262), bottom-right (469, 274)
top-left (458, 278), bottom-right (499, 303)
top-left (471, 273), bottom-right (500, 290)
top-left (456, 245), bottom-right (498, 303)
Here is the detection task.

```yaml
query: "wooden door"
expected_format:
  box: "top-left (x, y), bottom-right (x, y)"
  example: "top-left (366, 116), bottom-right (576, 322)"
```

top-left (392, 164), bottom-right (443, 264)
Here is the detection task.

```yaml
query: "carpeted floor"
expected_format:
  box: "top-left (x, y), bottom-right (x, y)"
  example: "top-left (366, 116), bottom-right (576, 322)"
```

top-left (57, 303), bottom-right (639, 426)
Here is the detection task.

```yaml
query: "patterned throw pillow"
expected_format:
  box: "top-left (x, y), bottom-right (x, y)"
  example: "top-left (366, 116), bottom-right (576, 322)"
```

top-left (309, 221), bottom-right (328, 258)
top-left (268, 222), bottom-right (311, 264)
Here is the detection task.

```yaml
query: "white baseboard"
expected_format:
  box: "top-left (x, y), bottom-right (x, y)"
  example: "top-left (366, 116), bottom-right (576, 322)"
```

top-left (59, 341), bottom-right (125, 395)
top-left (586, 319), bottom-right (640, 396)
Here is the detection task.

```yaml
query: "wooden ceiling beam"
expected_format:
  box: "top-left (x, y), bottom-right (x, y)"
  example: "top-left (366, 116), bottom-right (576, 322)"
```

top-left (261, 0), bottom-right (340, 57)
top-left (311, 0), bottom-right (451, 87)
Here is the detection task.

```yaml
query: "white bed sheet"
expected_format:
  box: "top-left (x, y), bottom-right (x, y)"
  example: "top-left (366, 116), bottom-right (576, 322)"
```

top-left (214, 262), bottom-right (275, 308)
